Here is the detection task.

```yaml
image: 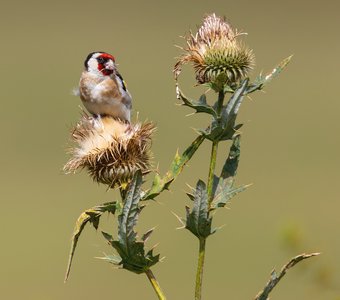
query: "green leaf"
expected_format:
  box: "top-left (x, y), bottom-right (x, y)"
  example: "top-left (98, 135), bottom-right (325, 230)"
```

top-left (223, 84), bottom-right (235, 93)
top-left (176, 86), bottom-right (218, 118)
top-left (198, 126), bottom-right (224, 142)
top-left (97, 254), bottom-right (122, 265)
top-left (211, 136), bottom-right (250, 209)
top-left (185, 180), bottom-right (214, 239)
top-left (247, 55), bottom-right (293, 94)
top-left (64, 202), bottom-right (116, 282)
top-left (115, 171), bottom-right (143, 252)
top-left (218, 123), bottom-right (243, 141)
top-left (105, 171), bottom-right (160, 274)
top-left (221, 134), bottom-right (241, 179)
top-left (212, 183), bottom-right (250, 209)
top-left (200, 80), bottom-right (248, 142)
top-left (221, 78), bottom-right (249, 129)
top-left (143, 134), bottom-right (205, 200)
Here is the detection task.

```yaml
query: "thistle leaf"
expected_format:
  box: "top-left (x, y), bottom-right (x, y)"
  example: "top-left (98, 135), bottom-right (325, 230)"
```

top-left (247, 55), bottom-right (293, 94)
top-left (176, 85), bottom-right (218, 118)
top-left (200, 80), bottom-right (248, 142)
top-left (64, 202), bottom-right (116, 282)
top-left (254, 252), bottom-right (320, 300)
top-left (105, 171), bottom-right (160, 274)
top-left (221, 78), bottom-right (249, 130)
top-left (211, 136), bottom-right (250, 209)
top-left (97, 254), bottom-right (122, 265)
top-left (221, 134), bottom-right (241, 179)
top-left (198, 126), bottom-right (224, 142)
top-left (212, 183), bottom-right (250, 209)
top-left (185, 180), bottom-right (214, 239)
top-left (142, 228), bottom-right (155, 243)
top-left (116, 171), bottom-right (144, 251)
top-left (143, 134), bottom-right (205, 200)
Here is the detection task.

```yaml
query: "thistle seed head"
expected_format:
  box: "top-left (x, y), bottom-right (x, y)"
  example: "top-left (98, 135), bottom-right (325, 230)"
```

top-left (174, 14), bottom-right (255, 88)
top-left (64, 114), bottom-right (155, 187)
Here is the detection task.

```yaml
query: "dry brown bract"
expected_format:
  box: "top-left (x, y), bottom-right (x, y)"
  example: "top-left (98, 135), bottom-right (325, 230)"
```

top-left (64, 114), bottom-right (155, 187)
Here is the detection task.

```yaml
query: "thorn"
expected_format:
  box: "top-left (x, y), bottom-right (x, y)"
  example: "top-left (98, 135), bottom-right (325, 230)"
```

top-left (174, 44), bottom-right (184, 50)
top-left (246, 94), bottom-right (254, 101)
top-left (234, 128), bottom-right (243, 135)
top-left (150, 242), bottom-right (160, 250)
top-left (171, 211), bottom-right (185, 228)
top-left (215, 224), bottom-right (227, 231)
top-left (185, 183), bottom-right (195, 191)
top-left (191, 127), bottom-right (201, 135)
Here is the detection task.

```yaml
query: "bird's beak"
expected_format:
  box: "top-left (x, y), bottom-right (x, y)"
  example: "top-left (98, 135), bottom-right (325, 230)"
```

top-left (104, 61), bottom-right (115, 71)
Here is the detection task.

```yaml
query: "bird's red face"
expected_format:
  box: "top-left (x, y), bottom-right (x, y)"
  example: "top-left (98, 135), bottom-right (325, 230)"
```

top-left (84, 52), bottom-right (116, 76)
top-left (96, 53), bottom-right (115, 76)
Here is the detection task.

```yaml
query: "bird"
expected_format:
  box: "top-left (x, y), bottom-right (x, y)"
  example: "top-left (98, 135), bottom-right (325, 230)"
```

top-left (78, 51), bottom-right (132, 123)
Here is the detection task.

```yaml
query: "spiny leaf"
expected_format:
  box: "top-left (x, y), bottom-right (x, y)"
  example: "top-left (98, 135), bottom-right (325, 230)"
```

top-left (223, 84), bottom-right (235, 93)
top-left (102, 231), bottom-right (114, 243)
top-left (221, 134), bottom-right (241, 179)
top-left (211, 183), bottom-right (250, 209)
top-left (142, 228), bottom-right (154, 243)
top-left (105, 171), bottom-right (160, 274)
top-left (117, 171), bottom-right (143, 251)
top-left (97, 254), bottom-right (122, 265)
top-left (198, 126), bottom-right (224, 142)
top-left (247, 55), bottom-right (293, 94)
top-left (109, 238), bottom-right (160, 274)
top-left (254, 252), bottom-right (320, 300)
top-left (221, 78), bottom-right (249, 130)
top-left (200, 80), bottom-right (248, 142)
top-left (211, 136), bottom-right (250, 209)
top-left (176, 85), bottom-right (218, 118)
top-left (143, 134), bottom-right (205, 200)
top-left (64, 202), bottom-right (116, 282)
top-left (186, 180), bottom-right (214, 239)
top-left (217, 123), bottom-right (243, 141)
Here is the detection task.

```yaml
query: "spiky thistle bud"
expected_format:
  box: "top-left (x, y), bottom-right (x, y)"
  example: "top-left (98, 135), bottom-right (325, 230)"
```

top-left (64, 114), bottom-right (155, 187)
top-left (174, 14), bottom-right (255, 89)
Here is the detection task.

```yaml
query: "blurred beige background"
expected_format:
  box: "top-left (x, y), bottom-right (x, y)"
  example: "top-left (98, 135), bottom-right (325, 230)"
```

top-left (0, 0), bottom-right (339, 299)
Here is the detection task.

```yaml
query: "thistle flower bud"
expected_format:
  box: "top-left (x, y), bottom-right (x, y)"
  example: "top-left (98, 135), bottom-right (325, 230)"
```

top-left (174, 14), bottom-right (255, 89)
top-left (64, 114), bottom-right (155, 187)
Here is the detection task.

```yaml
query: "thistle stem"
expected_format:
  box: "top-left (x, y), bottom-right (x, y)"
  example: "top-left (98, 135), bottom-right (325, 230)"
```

top-left (195, 90), bottom-right (225, 300)
top-left (216, 90), bottom-right (225, 116)
top-left (195, 238), bottom-right (207, 300)
top-left (207, 140), bottom-right (218, 203)
top-left (145, 269), bottom-right (167, 300)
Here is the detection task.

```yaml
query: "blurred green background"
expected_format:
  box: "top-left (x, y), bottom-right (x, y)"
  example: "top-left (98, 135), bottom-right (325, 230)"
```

top-left (1, 0), bottom-right (339, 299)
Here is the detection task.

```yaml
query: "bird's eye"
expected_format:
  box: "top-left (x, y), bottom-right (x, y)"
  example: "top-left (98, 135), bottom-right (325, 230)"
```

top-left (97, 57), bottom-right (105, 64)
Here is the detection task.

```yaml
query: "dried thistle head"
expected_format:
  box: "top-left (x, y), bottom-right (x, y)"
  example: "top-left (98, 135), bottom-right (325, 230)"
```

top-left (64, 114), bottom-right (155, 187)
top-left (174, 14), bottom-right (255, 89)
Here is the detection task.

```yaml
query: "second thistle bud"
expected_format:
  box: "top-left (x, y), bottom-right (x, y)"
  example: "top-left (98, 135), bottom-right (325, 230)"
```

top-left (174, 14), bottom-right (255, 90)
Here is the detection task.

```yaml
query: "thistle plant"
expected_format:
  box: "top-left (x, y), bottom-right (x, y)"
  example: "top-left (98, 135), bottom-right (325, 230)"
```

top-left (64, 13), bottom-right (319, 300)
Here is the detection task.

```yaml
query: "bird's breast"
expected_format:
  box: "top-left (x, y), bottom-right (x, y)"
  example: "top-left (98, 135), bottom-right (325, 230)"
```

top-left (79, 72), bottom-right (132, 121)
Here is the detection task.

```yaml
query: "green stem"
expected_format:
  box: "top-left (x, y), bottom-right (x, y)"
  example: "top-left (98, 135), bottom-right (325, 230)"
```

top-left (216, 90), bottom-right (225, 116)
top-left (207, 90), bottom-right (225, 204)
top-left (207, 140), bottom-right (218, 203)
top-left (194, 90), bottom-right (225, 300)
top-left (145, 269), bottom-right (166, 300)
top-left (195, 238), bottom-right (207, 300)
